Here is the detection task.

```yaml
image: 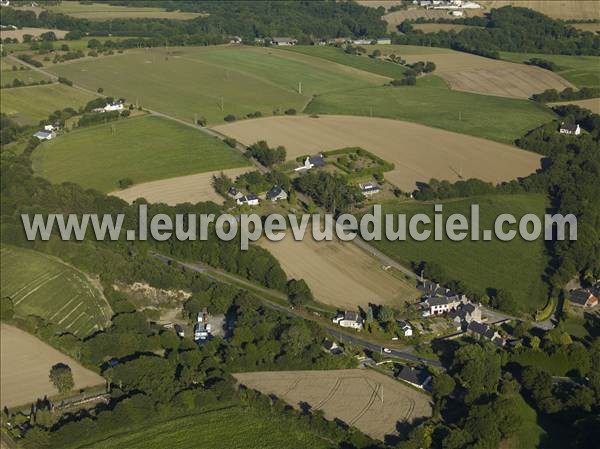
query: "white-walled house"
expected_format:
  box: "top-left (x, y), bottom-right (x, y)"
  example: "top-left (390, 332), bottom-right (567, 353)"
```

top-left (332, 311), bottom-right (363, 330)
top-left (295, 155), bottom-right (325, 171)
top-left (33, 130), bottom-right (55, 140)
top-left (397, 320), bottom-right (413, 337)
top-left (559, 123), bottom-right (581, 135)
top-left (236, 194), bottom-right (259, 206)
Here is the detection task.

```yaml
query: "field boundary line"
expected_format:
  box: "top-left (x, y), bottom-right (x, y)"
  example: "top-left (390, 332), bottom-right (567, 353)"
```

top-left (13, 271), bottom-right (65, 305)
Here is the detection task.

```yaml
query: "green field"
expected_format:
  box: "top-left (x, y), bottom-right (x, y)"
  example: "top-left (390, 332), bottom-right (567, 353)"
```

top-left (368, 194), bottom-right (550, 312)
top-left (32, 115), bottom-right (250, 192)
top-left (0, 245), bottom-right (111, 337)
top-left (1, 69), bottom-right (51, 87)
top-left (282, 45), bottom-right (408, 78)
top-left (0, 83), bottom-right (95, 125)
top-left (48, 46), bottom-right (384, 124)
top-left (45, 1), bottom-right (203, 20)
top-left (500, 51), bottom-right (600, 88)
top-left (306, 76), bottom-right (555, 143)
top-left (80, 406), bottom-right (332, 449)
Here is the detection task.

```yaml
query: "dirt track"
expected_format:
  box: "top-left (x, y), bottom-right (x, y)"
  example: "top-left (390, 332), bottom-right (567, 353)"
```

top-left (214, 115), bottom-right (542, 192)
top-left (234, 369), bottom-right (432, 441)
top-left (110, 167), bottom-right (251, 205)
top-left (1, 324), bottom-right (104, 408)
top-left (258, 233), bottom-right (418, 309)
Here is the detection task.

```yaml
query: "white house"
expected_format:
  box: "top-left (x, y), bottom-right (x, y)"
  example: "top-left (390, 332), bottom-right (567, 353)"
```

top-left (228, 187), bottom-right (244, 200)
top-left (332, 311), bottom-right (363, 330)
top-left (359, 182), bottom-right (380, 196)
top-left (236, 194), bottom-right (259, 206)
top-left (271, 37), bottom-right (297, 46)
top-left (397, 320), bottom-right (413, 337)
top-left (197, 308), bottom-right (207, 323)
top-left (266, 186), bottom-right (288, 202)
top-left (559, 123), bottom-right (581, 135)
top-left (43, 124), bottom-right (56, 132)
top-left (376, 38), bottom-right (391, 45)
top-left (421, 294), bottom-right (466, 316)
top-left (451, 10), bottom-right (464, 16)
top-left (352, 39), bottom-right (372, 46)
top-left (194, 323), bottom-right (209, 341)
top-left (103, 101), bottom-right (124, 112)
top-left (33, 130), bottom-right (55, 140)
top-left (294, 155), bottom-right (325, 172)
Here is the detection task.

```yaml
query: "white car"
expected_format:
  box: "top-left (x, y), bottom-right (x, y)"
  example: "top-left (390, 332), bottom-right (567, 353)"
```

top-left (383, 348), bottom-right (392, 354)
top-left (391, 337), bottom-right (399, 341)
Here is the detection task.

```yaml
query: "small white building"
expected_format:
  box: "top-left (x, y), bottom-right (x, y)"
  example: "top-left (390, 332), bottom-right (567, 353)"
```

top-left (103, 101), bottom-right (124, 112)
top-left (294, 155), bottom-right (325, 172)
top-left (451, 10), bottom-right (464, 17)
top-left (352, 39), bottom-right (372, 46)
top-left (376, 38), bottom-right (391, 45)
top-left (332, 311), bottom-right (363, 330)
top-left (271, 37), bottom-right (297, 46)
top-left (559, 123), bottom-right (581, 135)
top-left (359, 182), bottom-right (380, 196)
top-left (236, 194), bottom-right (259, 206)
top-left (266, 186), bottom-right (288, 202)
top-left (397, 320), bottom-right (413, 337)
top-left (43, 124), bottom-right (56, 132)
top-left (33, 130), bottom-right (55, 140)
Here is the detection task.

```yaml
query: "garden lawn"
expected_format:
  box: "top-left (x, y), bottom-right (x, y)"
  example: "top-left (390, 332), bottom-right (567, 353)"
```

top-left (32, 115), bottom-right (249, 192)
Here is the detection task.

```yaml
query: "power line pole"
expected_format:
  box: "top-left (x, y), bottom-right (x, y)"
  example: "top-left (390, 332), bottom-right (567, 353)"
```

top-left (220, 96), bottom-right (224, 112)
top-left (298, 81), bottom-right (302, 94)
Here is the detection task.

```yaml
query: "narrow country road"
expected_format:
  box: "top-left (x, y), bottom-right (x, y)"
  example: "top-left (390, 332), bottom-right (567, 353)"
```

top-left (152, 253), bottom-right (443, 369)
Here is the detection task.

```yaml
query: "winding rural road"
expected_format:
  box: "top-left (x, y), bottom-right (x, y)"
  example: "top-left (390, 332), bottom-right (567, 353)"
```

top-left (152, 253), bottom-right (443, 369)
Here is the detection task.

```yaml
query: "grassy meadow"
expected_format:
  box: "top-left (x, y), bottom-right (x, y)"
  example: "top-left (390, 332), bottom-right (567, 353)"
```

top-left (366, 194), bottom-right (550, 312)
top-left (48, 46), bottom-right (383, 124)
top-left (0, 83), bottom-right (95, 125)
top-left (80, 406), bottom-right (333, 449)
top-left (500, 51), bottom-right (600, 88)
top-left (281, 45), bottom-right (408, 78)
top-left (306, 76), bottom-right (555, 143)
top-left (32, 115), bottom-right (250, 192)
top-left (0, 246), bottom-right (111, 337)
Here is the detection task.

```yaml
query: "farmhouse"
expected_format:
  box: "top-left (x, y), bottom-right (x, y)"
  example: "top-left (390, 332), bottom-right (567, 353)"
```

top-left (323, 339), bottom-right (343, 354)
top-left (559, 122), bottom-right (581, 135)
top-left (421, 294), bottom-right (466, 316)
top-left (33, 130), bottom-right (55, 140)
top-left (467, 321), bottom-right (505, 346)
top-left (266, 186), bottom-right (288, 202)
top-left (396, 365), bottom-right (431, 389)
top-left (359, 182), bottom-right (381, 196)
top-left (450, 302), bottom-right (483, 330)
top-left (236, 194), bottom-right (259, 206)
top-left (451, 10), bottom-right (464, 16)
top-left (397, 320), bottom-right (413, 337)
top-left (294, 155), bottom-right (325, 171)
top-left (568, 288), bottom-right (599, 308)
top-left (332, 311), bottom-right (363, 330)
top-left (271, 37), bottom-right (297, 46)
top-left (228, 186), bottom-right (244, 200)
top-left (94, 101), bottom-right (124, 113)
top-left (352, 39), bottom-right (372, 46)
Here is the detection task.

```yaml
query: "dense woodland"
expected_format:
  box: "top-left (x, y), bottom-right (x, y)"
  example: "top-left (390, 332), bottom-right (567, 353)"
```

top-left (395, 7), bottom-right (600, 57)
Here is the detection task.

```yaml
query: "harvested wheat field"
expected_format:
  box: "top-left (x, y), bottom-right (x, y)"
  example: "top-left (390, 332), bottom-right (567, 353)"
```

top-left (478, 1), bottom-right (600, 20)
top-left (110, 167), bottom-right (251, 206)
top-left (374, 46), bottom-right (573, 98)
top-left (234, 369), bottom-right (432, 441)
top-left (550, 97), bottom-right (600, 114)
top-left (0, 324), bottom-right (105, 408)
top-left (258, 233), bottom-right (418, 309)
top-left (413, 23), bottom-right (478, 33)
top-left (214, 115), bottom-right (541, 192)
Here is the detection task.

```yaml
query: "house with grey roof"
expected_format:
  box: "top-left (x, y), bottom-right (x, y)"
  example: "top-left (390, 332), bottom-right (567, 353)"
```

top-left (266, 186), bottom-right (288, 202)
top-left (569, 288), bottom-right (598, 308)
top-left (559, 122), bottom-right (581, 135)
top-left (396, 365), bottom-right (431, 389)
top-left (467, 321), bottom-right (505, 346)
top-left (332, 311), bottom-right (363, 330)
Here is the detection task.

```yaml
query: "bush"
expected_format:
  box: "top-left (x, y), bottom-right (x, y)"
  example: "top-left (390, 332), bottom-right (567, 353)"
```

top-left (284, 108), bottom-right (297, 115)
top-left (224, 137), bottom-right (237, 148)
top-left (224, 114), bottom-right (236, 122)
top-left (196, 116), bottom-right (207, 126)
top-left (57, 76), bottom-right (73, 86)
top-left (118, 178), bottom-right (134, 189)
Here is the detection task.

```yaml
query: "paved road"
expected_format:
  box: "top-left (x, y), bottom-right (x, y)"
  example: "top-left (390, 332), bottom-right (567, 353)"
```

top-left (153, 253), bottom-right (443, 368)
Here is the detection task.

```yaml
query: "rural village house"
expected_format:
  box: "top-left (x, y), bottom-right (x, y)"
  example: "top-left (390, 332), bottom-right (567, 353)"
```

top-left (33, 130), bottom-right (55, 140)
top-left (450, 302), bottom-right (484, 330)
top-left (396, 366), bottom-right (432, 390)
top-left (266, 186), bottom-right (288, 202)
top-left (332, 311), bottom-right (363, 330)
top-left (467, 321), bottom-right (506, 347)
top-left (397, 320), bottom-right (413, 337)
top-left (295, 155), bottom-right (326, 172)
top-left (236, 194), bottom-right (259, 206)
top-left (559, 122), bottom-right (581, 135)
top-left (271, 37), bottom-right (297, 46)
top-left (568, 288), bottom-right (599, 308)
top-left (359, 182), bottom-right (381, 196)
top-left (228, 187), bottom-right (244, 200)
top-left (421, 294), bottom-right (467, 317)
